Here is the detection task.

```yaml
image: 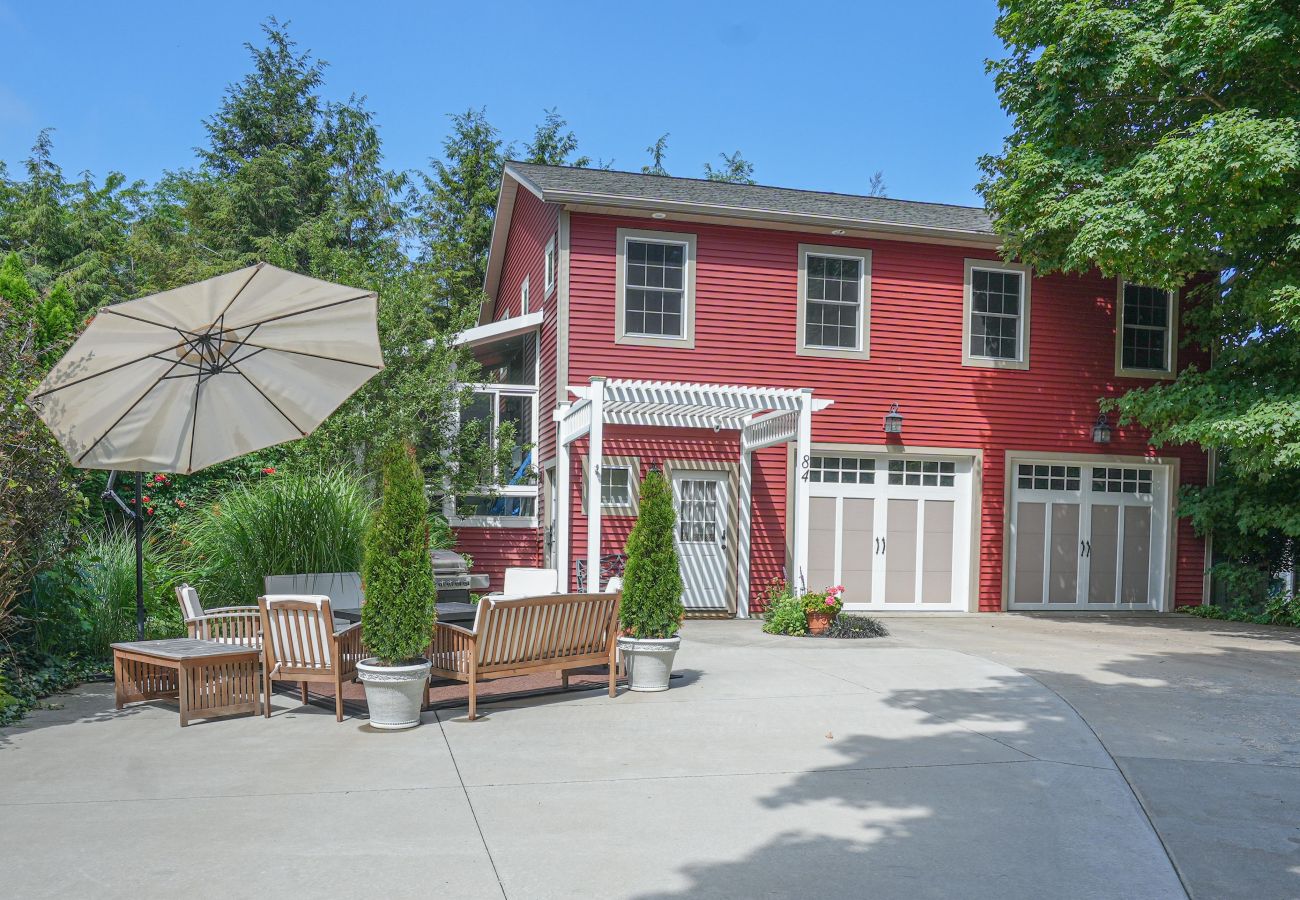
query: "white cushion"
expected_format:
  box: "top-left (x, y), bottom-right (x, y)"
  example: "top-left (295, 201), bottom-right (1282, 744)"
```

top-left (502, 567), bottom-right (559, 596)
top-left (603, 576), bottom-right (623, 593)
top-left (176, 583), bottom-right (203, 620)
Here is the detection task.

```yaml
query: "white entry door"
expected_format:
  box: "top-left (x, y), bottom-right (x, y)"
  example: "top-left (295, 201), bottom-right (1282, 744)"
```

top-left (671, 470), bottom-right (730, 610)
top-left (805, 454), bottom-right (974, 611)
top-left (1008, 461), bottom-right (1168, 610)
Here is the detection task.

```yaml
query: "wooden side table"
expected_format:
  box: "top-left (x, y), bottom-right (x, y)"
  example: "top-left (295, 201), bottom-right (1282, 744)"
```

top-left (112, 639), bottom-right (262, 726)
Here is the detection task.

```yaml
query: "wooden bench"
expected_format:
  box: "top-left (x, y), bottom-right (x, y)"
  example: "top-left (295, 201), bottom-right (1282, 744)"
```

top-left (426, 592), bottom-right (621, 720)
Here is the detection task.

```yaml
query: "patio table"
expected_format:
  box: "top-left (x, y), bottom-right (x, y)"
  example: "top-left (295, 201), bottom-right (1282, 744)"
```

top-left (111, 638), bottom-right (262, 726)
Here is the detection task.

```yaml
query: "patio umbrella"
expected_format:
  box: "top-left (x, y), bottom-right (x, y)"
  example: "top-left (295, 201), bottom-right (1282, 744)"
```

top-left (29, 262), bottom-right (384, 637)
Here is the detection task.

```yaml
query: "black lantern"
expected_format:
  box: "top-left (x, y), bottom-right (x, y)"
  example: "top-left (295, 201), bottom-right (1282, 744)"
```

top-left (883, 402), bottom-right (904, 434)
top-left (1091, 412), bottom-right (1112, 444)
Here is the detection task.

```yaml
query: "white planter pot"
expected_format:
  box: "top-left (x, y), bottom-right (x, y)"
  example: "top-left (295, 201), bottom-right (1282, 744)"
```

top-left (617, 636), bottom-right (680, 692)
top-left (356, 658), bottom-right (431, 730)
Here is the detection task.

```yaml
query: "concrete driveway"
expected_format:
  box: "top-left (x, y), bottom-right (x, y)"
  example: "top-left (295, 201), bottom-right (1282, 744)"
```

top-left (0, 615), bottom-right (1294, 899)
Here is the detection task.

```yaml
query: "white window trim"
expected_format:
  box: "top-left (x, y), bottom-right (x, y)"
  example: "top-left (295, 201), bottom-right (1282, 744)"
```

top-left (615, 227), bottom-right (696, 349)
top-left (520, 275), bottom-right (530, 315)
top-left (446, 381), bottom-right (540, 528)
top-left (796, 244), bottom-right (871, 360)
top-left (580, 455), bottom-right (640, 515)
top-left (544, 235), bottom-right (557, 297)
top-left (1115, 280), bottom-right (1177, 379)
top-left (962, 258), bottom-right (1031, 370)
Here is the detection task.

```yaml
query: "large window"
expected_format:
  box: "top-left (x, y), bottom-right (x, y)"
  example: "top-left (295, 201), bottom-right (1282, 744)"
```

top-left (963, 260), bottom-right (1030, 369)
top-left (1118, 283), bottom-right (1175, 375)
top-left (454, 384), bottom-right (537, 523)
top-left (615, 228), bottom-right (696, 347)
top-left (625, 239), bottom-right (685, 338)
top-left (797, 244), bottom-right (871, 359)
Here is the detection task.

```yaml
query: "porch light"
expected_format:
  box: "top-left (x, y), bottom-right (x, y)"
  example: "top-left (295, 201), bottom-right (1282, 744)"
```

top-left (883, 402), bottom-right (904, 434)
top-left (1091, 412), bottom-right (1113, 444)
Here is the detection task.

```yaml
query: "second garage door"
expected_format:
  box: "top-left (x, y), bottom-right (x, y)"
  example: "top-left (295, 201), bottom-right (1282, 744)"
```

top-left (805, 453), bottom-right (974, 611)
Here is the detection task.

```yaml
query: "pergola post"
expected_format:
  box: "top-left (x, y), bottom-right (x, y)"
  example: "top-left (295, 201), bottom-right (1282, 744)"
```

top-left (555, 401), bottom-right (571, 590)
top-left (792, 389), bottom-right (814, 596)
top-left (737, 443), bottom-right (754, 618)
top-left (585, 377), bottom-right (606, 592)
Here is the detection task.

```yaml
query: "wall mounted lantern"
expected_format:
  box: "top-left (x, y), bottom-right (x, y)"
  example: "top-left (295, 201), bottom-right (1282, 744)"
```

top-left (883, 402), bottom-right (904, 434)
top-left (1091, 412), bottom-right (1113, 444)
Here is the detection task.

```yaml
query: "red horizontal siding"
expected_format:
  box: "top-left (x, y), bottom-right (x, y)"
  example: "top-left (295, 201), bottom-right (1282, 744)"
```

top-left (452, 527), bottom-right (541, 593)
top-left (565, 212), bottom-right (1209, 611)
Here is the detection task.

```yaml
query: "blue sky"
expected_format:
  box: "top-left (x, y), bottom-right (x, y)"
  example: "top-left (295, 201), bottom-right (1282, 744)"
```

top-left (0, 1), bottom-right (1008, 207)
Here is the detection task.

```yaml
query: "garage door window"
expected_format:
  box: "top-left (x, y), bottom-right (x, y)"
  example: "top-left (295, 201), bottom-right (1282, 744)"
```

top-left (888, 459), bottom-right (955, 487)
top-left (809, 455), bottom-right (875, 484)
top-left (1091, 467), bottom-right (1152, 494)
top-left (1017, 464), bottom-right (1081, 492)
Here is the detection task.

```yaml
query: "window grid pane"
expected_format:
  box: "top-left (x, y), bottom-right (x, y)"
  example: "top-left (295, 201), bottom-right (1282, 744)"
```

top-left (970, 268), bottom-right (1023, 360)
top-left (808, 455), bottom-right (876, 484)
top-left (1091, 467), bottom-right (1153, 494)
top-left (805, 254), bottom-right (861, 349)
top-left (1016, 464), bottom-right (1081, 492)
top-left (887, 458), bottom-right (956, 487)
top-left (1122, 284), bottom-right (1171, 370)
top-left (600, 467), bottom-right (632, 506)
top-left (625, 240), bottom-right (686, 338)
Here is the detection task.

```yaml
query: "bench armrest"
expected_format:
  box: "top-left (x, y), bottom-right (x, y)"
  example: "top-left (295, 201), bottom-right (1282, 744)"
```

top-left (429, 622), bottom-right (476, 675)
top-left (186, 610), bottom-right (261, 644)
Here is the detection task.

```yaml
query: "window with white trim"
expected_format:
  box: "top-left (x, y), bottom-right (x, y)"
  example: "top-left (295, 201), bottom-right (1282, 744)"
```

top-left (1119, 283), bottom-right (1174, 374)
top-left (963, 260), bottom-right (1030, 368)
top-left (544, 236), bottom-right (557, 295)
top-left (624, 238), bottom-right (686, 338)
top-left (797, 245), bottom-right (871, 358)
top-left (600, 466), bottom-right (632, 505)
top-left (1017, 464), bottom-right (1081, 492)
top-left (1091, 466), bottom-right (1152, 494)
top-left (520, 275), bottom-right (530, 315)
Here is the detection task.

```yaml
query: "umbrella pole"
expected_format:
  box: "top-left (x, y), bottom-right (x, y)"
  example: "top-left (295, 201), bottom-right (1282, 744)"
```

top-left (133, 475), bottom-right (145, 640)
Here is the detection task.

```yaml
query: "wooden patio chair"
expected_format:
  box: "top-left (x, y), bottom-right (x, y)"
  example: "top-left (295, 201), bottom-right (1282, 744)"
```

top-left (427, 592), bottom-right (621, 720)
top-left (175, 583), bottom-right (261, 646)
top-left (257, 595), bottom-right (364, 722)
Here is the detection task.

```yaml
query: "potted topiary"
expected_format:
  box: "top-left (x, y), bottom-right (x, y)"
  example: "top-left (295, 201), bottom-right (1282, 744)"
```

top-left (803, 585), bottom-right (844, 635)
top-left (617, 468), bottom-right (685, 691)
top-left (356, 442), bottom-right (438, 729)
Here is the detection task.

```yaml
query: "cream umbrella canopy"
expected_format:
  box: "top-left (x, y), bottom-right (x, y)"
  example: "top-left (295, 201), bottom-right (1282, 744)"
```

top-left (29, 262), bottom-right (384, 637)
top-left (31, 262), bottom-right (384, 473)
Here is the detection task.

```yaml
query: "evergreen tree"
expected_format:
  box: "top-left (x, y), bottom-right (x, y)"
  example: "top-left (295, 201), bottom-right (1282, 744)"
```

top-left (361, 442), bottom-right (437, 664)
top-left (620, 469), bottom-right (684, 639)
top-left (642, 134), bottom-right (670, 176)
top-left (524, 108), bottom-right (591, 167)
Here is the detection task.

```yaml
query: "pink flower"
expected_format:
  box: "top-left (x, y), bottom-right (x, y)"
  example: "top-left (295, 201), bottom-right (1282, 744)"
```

top-left (262, 466), bottom-right (276, 475)
top-left (153, 474), bottom-right (167, 483)
top-left (824, 597), bottom-right (836, 607)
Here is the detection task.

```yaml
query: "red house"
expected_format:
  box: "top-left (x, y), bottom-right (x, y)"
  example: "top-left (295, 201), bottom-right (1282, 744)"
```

top-left (449, 163), bottom-right (1208, 616)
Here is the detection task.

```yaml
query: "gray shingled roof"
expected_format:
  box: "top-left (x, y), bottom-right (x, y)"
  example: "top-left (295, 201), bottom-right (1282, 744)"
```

top-left (506, 161), bottom-right (994, 236)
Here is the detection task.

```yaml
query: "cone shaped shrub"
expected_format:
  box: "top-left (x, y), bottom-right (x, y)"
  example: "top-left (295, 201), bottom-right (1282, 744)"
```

top-left (361, 442), bottom-right (436, 665)
top-left (620, 469), bottom-right (684, 639)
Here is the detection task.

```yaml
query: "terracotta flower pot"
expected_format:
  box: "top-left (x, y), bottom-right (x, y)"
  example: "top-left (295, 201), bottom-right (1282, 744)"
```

top-left (805, 611), bottom-right (834, 635)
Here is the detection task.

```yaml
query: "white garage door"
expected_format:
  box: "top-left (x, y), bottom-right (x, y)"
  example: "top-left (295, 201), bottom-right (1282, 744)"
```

top-left (1008, 461), bottom-right (1169, 610)
top-left (804, 454), bottom-right (974, 611)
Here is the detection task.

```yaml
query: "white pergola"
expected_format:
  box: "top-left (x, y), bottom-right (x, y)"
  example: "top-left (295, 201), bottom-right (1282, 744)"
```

top-left (554, 378), bottom-right (832, 616)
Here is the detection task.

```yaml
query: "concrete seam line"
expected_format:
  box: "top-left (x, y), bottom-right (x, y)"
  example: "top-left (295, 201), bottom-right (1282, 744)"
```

top-left (436, 710), bottom-right (509, 900)
top-left (1112, 755), bottom-right (1300, 770)
top-left (1007, 663), bottom-right (1194, 900)
top-left (0, 785), bottom-right (463, 808)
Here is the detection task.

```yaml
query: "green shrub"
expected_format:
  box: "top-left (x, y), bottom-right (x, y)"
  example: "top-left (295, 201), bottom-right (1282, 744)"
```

top-left (25, 528), bottom-right (182, 660)
top-left (185, 469), bottom-right (373, 606)
top-left (761, 579), bottom-right (807, 636)
top-left (1182, 595), bottom-right (1300, 628)
top-left (620, 469), bottom-right (684, 639)
top-left (361, 442), bottom-right (437, 665)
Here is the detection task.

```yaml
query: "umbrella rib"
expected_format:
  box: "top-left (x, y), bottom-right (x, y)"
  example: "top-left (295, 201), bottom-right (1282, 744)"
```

top-left (101, 308), bottom-right (202, 339)
top-left (185, 369), bottom-right (203, 475)
top-left (31, 337), bottom-right (192, 399)
top-left (74, 356), bottom-right (188, 465)
top-left (229, 292), bottom-right (376, 329)
top-left (228, 364), bottom-right (308, 437)
top-left (234, 341), bottom-right (383, 369)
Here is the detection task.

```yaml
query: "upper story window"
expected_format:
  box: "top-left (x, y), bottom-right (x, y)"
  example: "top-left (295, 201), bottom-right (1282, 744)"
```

top-left (963, 259), bottom-right (1030, 370)
top-left (520, 275), bottom-right (530, 315)
top-left (796, 244), bottom-right (871, 360)
top-left (615, 228), bottom-right (696, 349)
top-left (544, 236), bottom-right (557, 296)
top-left (1117, 282), bottom-right (1176, 377)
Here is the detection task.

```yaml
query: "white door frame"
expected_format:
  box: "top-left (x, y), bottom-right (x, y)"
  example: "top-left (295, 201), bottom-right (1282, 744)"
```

top-left (1004, 452), bottom-right (1178, 611)
top-left (803, 446), bottom-right (978, 612)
